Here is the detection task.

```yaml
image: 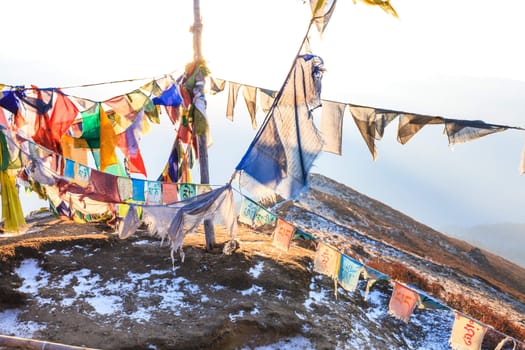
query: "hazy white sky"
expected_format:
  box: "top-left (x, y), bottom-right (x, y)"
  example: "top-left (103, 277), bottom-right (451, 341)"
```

top-left (2, 0), bottom-right (524, 231)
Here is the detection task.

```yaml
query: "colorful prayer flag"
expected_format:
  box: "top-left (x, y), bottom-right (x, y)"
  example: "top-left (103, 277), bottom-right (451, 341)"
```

top-left (272, 218), bottom-right (295, 251)
top-left (313, 242), bottom-right (340, 279)
top-left (146, 181), bottom-right (162, 204)
top-left (253, 207), bottom-right (277, 228)
top-left (338, 254), bottom-right (363, 292)
top-left (75, 163), bottom-right (90, 186)
top-left (64, 158), bottom-right (75, 179)
top-left (449, 313), bottom-right (487, 350)
top-left (238, 196), bottom-right (259, 226)
top-left (388, 282), bottom-right (419, 323)
top-left (179, 183), bottom-right (196, 200)
top-left (162, 182), bottom-right (179, 204)
top-left (131, 178), bottom-right (146, 202)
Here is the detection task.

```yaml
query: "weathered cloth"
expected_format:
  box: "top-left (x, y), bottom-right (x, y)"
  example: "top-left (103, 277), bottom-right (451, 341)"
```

top-left (117, 176), bottom-right (133, 201)
top-left (238, 196), bottom-right (259, 227)
top-left (444, 119), bottom-right (507, 145)
top-left (397, 114), bottom-right (443, 145)
top-left (320, 101), bottom-right (345, 155)
top-left (313, 242), bottom-right (340, 279)
top-left (146, 180), bottom-right (162, 204)
top-left (226, 82), bottom-right (241, 121)
top-left (82, 169), bottom-right (120, 203)
top-left (118, 205), bottom-right (141, 239)
top-left (236, 55), bottom-right (324, 199)
top-left (449, 313), bottom-right (487, 350)
top-left (337, 254), bottom-right (363, 292)
top-left (310, 0), bottom-right (337, 34)
top-left (388, 282), bottom-right (419, 323)
top-left (348, 106), bottom-right (398, 159)
top-left (242, 85), bottom-right (258, 129)
top-left (272, 218), bottom-right (295, 251)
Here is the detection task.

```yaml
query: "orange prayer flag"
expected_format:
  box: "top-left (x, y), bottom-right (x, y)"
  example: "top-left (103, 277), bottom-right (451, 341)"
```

top-left (99, 106), bottom-right (118, 171)
top-left (272, 218), bottom-right (295, 251)
top-left (388, 282), bottom-right (419, 323)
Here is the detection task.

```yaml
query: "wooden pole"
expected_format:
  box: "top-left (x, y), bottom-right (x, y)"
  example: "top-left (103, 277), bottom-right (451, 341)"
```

top-left (0, 334), bottom-right (100, 350)
top-left (193, 0), bottom-right (216, 251)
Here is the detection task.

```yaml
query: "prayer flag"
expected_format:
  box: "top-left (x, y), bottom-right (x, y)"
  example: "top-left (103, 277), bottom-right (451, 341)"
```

top-left (179, 183), bottom-right (196, 200)
top-left (338, 254), bottom-right (363, 292)
top-left (310, 0), bottom-right (337, 34)
top-left (313, 242), bottom-right (340, 279)
top-left (49, 90), bottom-right (79, 142)
top-left (226, 82), bottom-right (241, 121)
top-left (397, 114), bottom-right (443, 145)
top-left (146, 181), bottom-right (162, 204)
top-left (131, 178), bottom-right (146, 202)
top-left (99, 106), bottom-right (118, 171)
top-left (236, 55), bottom-right (324, 199)
top-left (253, 207), bottom-right (277, 228)
top-left (449, 313), bottom-right (487, 350)
top-left (64, 158), bottom-right (75, 179)
top-left (75, 163), bottom-right (90, 186)
top-left (210, 77), bottom-right (226, 95)
top-left (162, 182), bottom-right (179, 204)
top-left (444, 119), bottom-right (507, 145)
top-left (320, 101), bottom-right (345, 155)
top-left (242, 85), bottom-right (258, 129)
top-left (238, 196), bottom-right (259, 226)
top-left (272, 218), bottom-right (295, 251)
top-left (388, 282), bottom-right (419, 323)
top-left (152, 84), bottom-right (182, 107)
top-left (117, 177), bottom-right (133, 201)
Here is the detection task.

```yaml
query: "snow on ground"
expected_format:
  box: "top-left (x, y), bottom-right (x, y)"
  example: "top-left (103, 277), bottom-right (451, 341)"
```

top-left (10, 249), bottom-right (207, 336)
top-left (0, 309), bottom-right (43, 338)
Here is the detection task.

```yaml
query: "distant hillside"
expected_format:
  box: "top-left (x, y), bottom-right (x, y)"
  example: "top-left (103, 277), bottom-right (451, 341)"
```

top-left (443, 223), bottom-right (525, 268)
top-left (273, 174), bottom-right (525, 316)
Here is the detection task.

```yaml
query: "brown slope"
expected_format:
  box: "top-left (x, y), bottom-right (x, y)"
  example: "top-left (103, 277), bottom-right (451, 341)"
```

top-left (295, 173), bottom-right (525, 303)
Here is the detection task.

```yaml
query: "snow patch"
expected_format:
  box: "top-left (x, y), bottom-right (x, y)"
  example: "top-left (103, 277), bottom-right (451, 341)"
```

top-left (0, 309), bottom-right (43, 338)
top-left (249, 261), bottom-right (265, 279)
top-left (241, 336), bottom-right (314, 350)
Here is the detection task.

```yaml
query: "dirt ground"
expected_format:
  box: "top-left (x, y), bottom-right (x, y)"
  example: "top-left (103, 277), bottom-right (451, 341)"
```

top-left (0, 215), bottom-right (340, 350)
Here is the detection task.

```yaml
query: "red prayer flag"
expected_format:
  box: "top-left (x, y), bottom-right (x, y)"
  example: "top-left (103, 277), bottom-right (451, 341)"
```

top-left (49, 90), bottom-right (79, 141)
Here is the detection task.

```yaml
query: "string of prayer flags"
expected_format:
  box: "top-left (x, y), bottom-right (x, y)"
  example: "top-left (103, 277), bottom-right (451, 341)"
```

top-left (320, 101), bottom-right (345, 155)
top-left (444, 119), bottom-right (508, 145)
top-left (388, 282), bottom-right (419, 323)
top-left (313, 242), bottom-right (340, 279)
top-left (272, 218), bottom-right (295, 251)
top-left (449, 313), bottom-right (487, 350)
top-left (337, 254), bottom-right (363, 292)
